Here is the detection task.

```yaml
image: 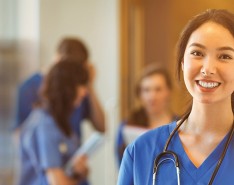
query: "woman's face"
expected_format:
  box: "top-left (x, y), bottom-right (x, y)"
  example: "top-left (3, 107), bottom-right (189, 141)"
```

top-left (139, 74), bottom-right (171, 115)
top-left (73, 85), bottom-right (88, 107)
top-left (183, 21), bottom-right (234, 105)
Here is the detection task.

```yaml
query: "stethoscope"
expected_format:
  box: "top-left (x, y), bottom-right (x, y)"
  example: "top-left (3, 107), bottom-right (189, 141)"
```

top-left (152, 116), bottom-right (234, 185)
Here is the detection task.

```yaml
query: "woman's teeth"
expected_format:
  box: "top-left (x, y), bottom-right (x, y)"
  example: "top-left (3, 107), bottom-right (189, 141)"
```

top-left (198, 81), bottom-right (220, 88)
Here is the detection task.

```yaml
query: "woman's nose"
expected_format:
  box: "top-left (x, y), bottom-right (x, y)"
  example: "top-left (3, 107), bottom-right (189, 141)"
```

top-left (200, 57), bottom-right (217, 76)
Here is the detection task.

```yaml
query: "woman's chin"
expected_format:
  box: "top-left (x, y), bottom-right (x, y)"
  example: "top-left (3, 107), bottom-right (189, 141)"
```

top-left (194, 95), bottom-right (222, 106)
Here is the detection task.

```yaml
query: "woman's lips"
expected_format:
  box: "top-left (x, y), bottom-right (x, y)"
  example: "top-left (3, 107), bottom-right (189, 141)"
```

top-left (195, 80), bottom-right (221, 92)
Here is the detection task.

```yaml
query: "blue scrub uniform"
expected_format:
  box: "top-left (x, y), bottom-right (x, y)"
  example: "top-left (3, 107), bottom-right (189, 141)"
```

top-left (115, 122), bottom-right (127, 166)
top-left (117, 121), bottom-right (234, 185)
top-left (19, 108), bottom-right (88, 185)
top-left (15, 73), bottom-right (42, 128)
top-left (14, 72), bottom-right (90, 138)
top-left (116, 116), bottom-right (178, 167)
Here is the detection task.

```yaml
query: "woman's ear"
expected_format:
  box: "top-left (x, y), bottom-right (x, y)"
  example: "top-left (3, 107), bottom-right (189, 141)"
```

top-left (181, 60), bottom-right (184, 71)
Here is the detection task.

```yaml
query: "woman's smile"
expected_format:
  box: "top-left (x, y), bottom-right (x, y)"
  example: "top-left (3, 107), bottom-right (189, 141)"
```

top-left (195, 80), bottom-right (221, 92)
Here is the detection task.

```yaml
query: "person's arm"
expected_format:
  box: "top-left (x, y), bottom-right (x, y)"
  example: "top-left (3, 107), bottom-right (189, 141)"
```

top-left (115, 123), bottom-right (127, 166)
top-left (14, 74), bottom-right (42, 131)
top-left (36, 121), bottom-right (89, 185)
top-left (87, 87), bottom-right (105, 132)
top-left (117, 147), bottom-right (134, 185)
top-left (86, 63), bottom-right (105, 132)
top-left (46, 155), bottom-right (89, 185)
top-left (46, 168), bottom-right (77, 185)
top-left (13, 79), bottom-right (38, 142)
top-left (14, 83), bottom-right (32, 130)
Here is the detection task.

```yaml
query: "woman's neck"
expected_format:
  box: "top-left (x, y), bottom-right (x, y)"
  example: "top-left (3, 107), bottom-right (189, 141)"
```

top-left (184, 99), bottom-right (233, 135)
top-left (148, 110), bottom-right (173, 129)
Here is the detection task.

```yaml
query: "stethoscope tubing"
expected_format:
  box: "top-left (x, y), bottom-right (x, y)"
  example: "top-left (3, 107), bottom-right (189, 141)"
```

top-left (153, 117), bottom-right (234, 185)
top-left (153, 157), bottom-right (180, 185)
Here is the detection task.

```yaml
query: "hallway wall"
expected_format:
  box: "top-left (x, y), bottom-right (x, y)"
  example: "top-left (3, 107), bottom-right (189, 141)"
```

top-left (39, 0), bottom-right (120, 184)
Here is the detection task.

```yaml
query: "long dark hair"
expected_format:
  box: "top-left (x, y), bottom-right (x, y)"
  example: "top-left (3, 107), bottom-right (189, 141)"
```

top-left (176, 9), bottom-right (234, 118)
top-left (127, 66), bottom-right (172, 127)
top-left (41, 59), bottom-right (89, 136)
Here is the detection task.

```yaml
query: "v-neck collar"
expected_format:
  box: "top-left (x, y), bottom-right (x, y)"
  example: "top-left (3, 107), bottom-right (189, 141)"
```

top-left (168, 121), bottom-right (230, 181)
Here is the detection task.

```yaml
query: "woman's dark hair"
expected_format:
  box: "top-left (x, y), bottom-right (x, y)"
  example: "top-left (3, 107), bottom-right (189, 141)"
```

top-left (41, 59), bottom-right (89, 136)
top-left (176, 9), bottom-right (234, 116)
top-left (127, 65), bottom-right (172, 127)
top-left (57, 37), bottom-right (89, 63)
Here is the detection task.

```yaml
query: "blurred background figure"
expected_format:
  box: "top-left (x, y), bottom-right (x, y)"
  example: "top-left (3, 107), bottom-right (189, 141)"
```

top-left (14, 37), bottom-right (105, 136)
top-left (116, 65), bottom-right (177, 166)
top-left (19, 59), bottom-right (90, 185)
top-left (14, 37), bottom-right (105, 185)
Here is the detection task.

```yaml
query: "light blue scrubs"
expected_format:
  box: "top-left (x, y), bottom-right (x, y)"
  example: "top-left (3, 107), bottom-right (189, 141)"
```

top-left (19, 108), bottom-right (88, 185)
top-left (117, 121), bottom-right (234, 185)
top-left (14, 72), bottom-right (91, 139)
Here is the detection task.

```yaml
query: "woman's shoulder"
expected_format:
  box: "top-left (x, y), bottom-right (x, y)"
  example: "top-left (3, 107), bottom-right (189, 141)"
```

top-left (19, 72), bottom-right (43, 90)
top-left (118, 120), bottom-right (127, 129)
top-left (116, 120), bottom-right (128, 135)
top-left (22, 108), bottom-right (57, 134)
top-left (20, 109), bottom-right (58, 147)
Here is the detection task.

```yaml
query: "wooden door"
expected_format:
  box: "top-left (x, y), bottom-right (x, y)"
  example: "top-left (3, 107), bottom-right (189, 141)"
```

top-left (120, 0), bottom-right (234, 118)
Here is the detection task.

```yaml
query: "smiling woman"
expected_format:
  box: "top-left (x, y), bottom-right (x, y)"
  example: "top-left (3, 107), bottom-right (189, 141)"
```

top-left (117, 9), bottom-right (234, 185)
top-left (182, 21), bottom-right (234, 105)
top-left (176, 10), bottom-right (234, 112)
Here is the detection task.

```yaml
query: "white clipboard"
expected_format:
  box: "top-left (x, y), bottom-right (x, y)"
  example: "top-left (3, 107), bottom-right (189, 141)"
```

top-left (65, 132), bottom-right (105, 176)
top-left (123, 125), bottom-right (148, 144)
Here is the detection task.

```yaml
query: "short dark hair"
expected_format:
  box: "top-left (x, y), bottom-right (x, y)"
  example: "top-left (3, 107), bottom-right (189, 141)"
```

top-left (57, 37), bottom-right (89, 63)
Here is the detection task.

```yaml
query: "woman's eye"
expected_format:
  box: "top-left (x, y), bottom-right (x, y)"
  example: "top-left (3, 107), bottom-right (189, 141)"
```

top-left (219, 54), bottom-right (233, 60)
top-left (141, 88), bottom-right (150, 93)
top-left (190, 51), bottom-right (203, 57)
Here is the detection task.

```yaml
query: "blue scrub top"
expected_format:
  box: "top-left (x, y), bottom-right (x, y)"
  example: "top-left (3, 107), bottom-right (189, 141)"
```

top-left (15, 73), bottom-right (42, 128)
top-left (115, 122), bottom-right (127, 166)
top-left (115, 116), bottom-right (178, 167)
top-left (19, 108), bottom-right (88, 185)
top-left (117, 121), bottom-right (234, 185)
top-left (14, 72), bottom-right (90, 138)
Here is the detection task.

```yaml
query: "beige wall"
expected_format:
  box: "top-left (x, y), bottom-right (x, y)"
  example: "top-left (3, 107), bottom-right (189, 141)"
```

top-left (39, 0), bottom-right (120, 184)
top-left (17, 0), bottom-right (40, 80)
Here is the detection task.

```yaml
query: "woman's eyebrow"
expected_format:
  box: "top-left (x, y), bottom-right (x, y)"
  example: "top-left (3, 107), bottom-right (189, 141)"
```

top-left (189, 43), bottom-right (234, 52)
top-left (217, 46), bottom-right (234, 52)
top-left (189, 43), bottom-right (206, 49)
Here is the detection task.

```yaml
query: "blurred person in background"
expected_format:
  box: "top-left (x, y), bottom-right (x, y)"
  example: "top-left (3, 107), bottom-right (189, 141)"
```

top-left (116, 65), bottom-right (177, 166)
top-left (14, 37), bottom-right (105, 138)
top-left (19, 59), bottom-right (90, 185)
